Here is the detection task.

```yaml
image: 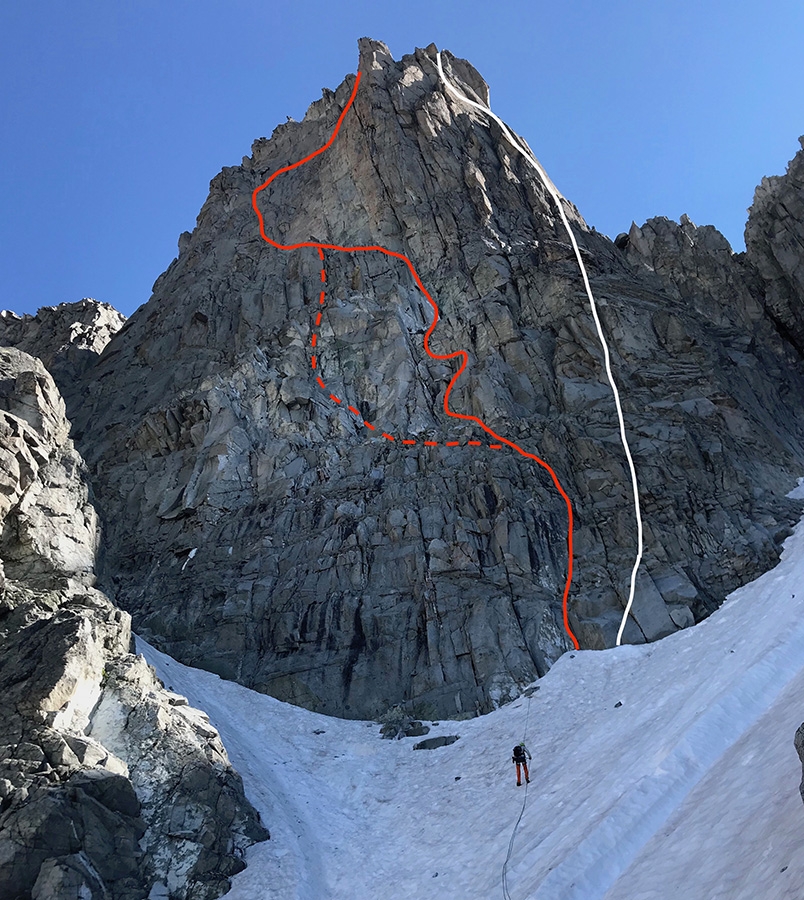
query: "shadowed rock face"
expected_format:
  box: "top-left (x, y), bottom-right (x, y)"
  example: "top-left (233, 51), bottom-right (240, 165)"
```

top-left (794, 722), bottom-right (804, 807)
top-left (0, 348), bottom-right (268, 900)
top-left (29, 39), bottom-right (804, 719)
top-left (745, 136), bottom-right (804, 357)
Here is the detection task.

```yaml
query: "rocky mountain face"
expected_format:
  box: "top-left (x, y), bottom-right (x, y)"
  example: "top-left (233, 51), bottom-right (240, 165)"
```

top-left (745, 137), bottom-right (804, 356)
top-left (0, 348), bottom-right (268, 900)
top-left (0, 299), bottom-right (126, 410)
top-left (4, 39), bottom-right (804, 723)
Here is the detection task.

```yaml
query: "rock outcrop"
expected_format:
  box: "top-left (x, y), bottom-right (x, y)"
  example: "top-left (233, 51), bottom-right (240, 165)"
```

top-left (745, 137), bottom-right (804, 356)
top-left (0, 347), bottom-right (268, 900)
top-left (0, 299), bottom-right (126, 412)
top-left (795, 721), bottom-right (804, 806)
top-left (11, 40), bottom-right (804, 721)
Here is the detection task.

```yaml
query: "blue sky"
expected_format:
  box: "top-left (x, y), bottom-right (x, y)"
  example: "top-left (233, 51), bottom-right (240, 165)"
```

top-left (2, 1), bottom-right (802, 318)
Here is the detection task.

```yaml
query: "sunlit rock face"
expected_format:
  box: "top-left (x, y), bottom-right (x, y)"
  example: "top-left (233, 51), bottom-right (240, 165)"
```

top-left (0, 347), bottom-right (268, 900)
top-left (24, 40), bottom-right (804, 720)
top-left (0, 298), bottom-right (126, 411)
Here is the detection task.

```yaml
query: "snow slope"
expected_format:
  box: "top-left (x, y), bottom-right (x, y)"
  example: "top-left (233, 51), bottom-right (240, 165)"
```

top-left (138, 498), bottom-right (804, 900)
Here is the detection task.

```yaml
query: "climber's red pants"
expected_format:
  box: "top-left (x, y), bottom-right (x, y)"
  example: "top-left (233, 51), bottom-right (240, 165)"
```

top-left (516, 761), bottom-right (529, 785)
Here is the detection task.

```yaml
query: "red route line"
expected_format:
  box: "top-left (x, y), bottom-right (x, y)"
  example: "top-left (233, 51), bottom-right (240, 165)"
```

top-left (251, 71), bottom-right (579, 649)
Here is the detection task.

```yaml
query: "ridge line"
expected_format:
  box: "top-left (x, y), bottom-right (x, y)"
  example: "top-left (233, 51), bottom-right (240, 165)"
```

top-left (434, 50), bottom-right (644, 646)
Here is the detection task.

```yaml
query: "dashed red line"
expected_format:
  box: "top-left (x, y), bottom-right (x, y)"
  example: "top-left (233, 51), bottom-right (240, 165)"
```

top-left (307, 217), bottom-right (519, 454)
top-left (251, 69), bottom-right (579, 649)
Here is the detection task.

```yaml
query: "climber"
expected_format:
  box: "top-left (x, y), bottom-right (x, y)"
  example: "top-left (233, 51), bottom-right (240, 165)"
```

top-left (512, 742), bottom-right (531, 786)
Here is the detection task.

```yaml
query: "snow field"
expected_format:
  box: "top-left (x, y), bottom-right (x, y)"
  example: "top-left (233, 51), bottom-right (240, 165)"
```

top-left (139, 499), bottom-right (804, 899)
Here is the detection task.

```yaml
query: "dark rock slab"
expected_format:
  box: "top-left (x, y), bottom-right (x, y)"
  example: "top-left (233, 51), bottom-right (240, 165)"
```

top-left (414, 735), bottom-right (460, 750)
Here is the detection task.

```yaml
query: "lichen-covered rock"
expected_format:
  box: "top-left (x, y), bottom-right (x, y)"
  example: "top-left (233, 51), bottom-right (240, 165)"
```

top-left (54, 39), bottom-right (804, 721)
top-left (0, 348), bottom-right (268, 900)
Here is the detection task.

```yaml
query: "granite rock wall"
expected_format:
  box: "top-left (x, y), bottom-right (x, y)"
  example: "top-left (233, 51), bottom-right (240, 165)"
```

top-left (0, 347), bottom-right (268, 900)
top-left (8, 40), bottom-right (804, 721)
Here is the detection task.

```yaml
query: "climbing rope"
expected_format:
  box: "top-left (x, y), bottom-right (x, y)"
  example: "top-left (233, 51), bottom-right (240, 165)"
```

top-left (502, 696), bottom-right (532, 900)
top-left (434, 50), bottom-right (644, 648)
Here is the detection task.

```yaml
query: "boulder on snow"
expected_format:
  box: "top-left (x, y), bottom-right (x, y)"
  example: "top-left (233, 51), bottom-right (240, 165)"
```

top-left (413, 735), bottom-right (460, 750)
top-left (794, 722), bottom-right (804, 803)
top-left (379, 705), bottom-right (431, 739)
top-left (380, 719), bottom-right (431, 740)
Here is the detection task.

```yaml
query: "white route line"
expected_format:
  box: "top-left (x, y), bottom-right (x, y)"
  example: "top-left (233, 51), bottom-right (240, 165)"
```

top-left (435, 50), bottom-right (643, 647)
